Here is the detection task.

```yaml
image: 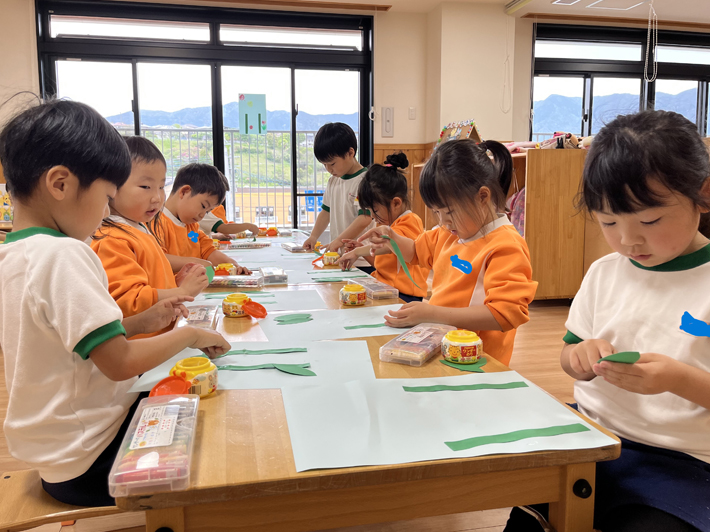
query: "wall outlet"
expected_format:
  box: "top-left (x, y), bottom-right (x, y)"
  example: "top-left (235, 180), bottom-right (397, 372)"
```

top-left (382, 107), bottom-right (394, 137)
top-left (408, 107), bottom-right (416, 120)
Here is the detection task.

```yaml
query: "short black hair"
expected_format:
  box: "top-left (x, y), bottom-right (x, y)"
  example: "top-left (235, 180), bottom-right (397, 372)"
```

top-left (313, 122), bottom-right (358, 162)
top-left (359, 152), bottom-right (410, 224)
top-left (125, 136), bottom-right (166, 166)
top-left (0, 99), bottom-right (131, 201)
top-left (170, 163), bottom-right (227, 203)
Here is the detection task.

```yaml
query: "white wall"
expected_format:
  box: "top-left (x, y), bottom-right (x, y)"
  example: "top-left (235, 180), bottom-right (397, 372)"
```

top-left (512, 17), bottom-right (533, 142)
top-left (0, 0), bottom-right (39, 128)
top-left (425, 5), bottom-right (443, 141)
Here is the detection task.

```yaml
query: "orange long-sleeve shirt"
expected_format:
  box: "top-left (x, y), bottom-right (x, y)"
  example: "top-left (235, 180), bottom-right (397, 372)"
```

top-left (373, 211), bottom-right (428, 298)
top-left (412, 215), bottom-right (537, 365)
top-left (152, 208), bottom-right (217, 261)
top-left (91, 216), bottom-right (178, 338)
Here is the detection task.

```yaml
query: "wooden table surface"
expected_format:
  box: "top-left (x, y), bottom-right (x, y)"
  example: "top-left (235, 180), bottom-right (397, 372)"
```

top-left (118, 278), bottom-right (620, 532)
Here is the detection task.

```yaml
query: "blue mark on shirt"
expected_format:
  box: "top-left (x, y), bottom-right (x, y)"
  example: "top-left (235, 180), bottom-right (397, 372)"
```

top-left (680, 311), bottom-right (710, 338)
top-left (450, 254), bottom-right (473, 275)
top-left (188, 231), bottom-right (199, 243)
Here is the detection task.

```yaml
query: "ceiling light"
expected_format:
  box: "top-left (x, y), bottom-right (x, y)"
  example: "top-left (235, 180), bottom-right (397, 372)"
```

top-left (586, 0), bottom-right (649, 10)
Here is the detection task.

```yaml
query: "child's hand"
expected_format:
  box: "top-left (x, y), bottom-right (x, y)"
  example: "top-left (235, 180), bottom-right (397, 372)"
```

top-left (178, 265), bottom-right (208, 296)
top-left (138, 297), bottom-right (193, 334)
top-left (228, 259), bottom-right (252, 275)
top-left (213, 232), bottom-right (231, 241)
top-left (245, 224), bottom-right (259, 236)
top-left (338, 250), bottom-right (358, 271)
top-left (358, 226), bottom-right (393, 253)
top-left (325, 239), bottom-right (343, 253)
top-left (303, 236), bottom-right (317, 251)
top-left (384, 301), bottom-right (431, 328)
top-left (341, 239), bottom-right (363, 254)
top-left (594, 352), bottom-right (683, 395)
top-left (569, 339), bottom-right (614, 375)
top-left (187, 328), bottom-right (231, 358)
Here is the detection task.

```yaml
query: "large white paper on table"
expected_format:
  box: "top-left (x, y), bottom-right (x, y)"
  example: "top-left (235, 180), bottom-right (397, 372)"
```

top-left (282, 371), bottom-right (618, 472)
top-left (129, 341), bottom-right (375, 392)
top-left (259, 304), bottom-right (405, 342)
top-left (194, 289), bottom-right (328, 312)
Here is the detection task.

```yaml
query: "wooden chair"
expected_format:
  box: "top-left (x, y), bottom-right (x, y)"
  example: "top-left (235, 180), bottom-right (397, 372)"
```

top-left (0, 470), bottom-right (123, 532)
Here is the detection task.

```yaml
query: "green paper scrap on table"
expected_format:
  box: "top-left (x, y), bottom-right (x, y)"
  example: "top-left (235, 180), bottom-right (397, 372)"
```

top-left (445, 423), bottom-right (590, 451)
top-left (440, 358), bottom-right (488, 373)
top-left (274, 313), bottom-right (313, 325)
top-left (403, 382), bottom-right (528, 393)
top-left (313, 276), bottom-right (369, 282)
top-left (218, 363), bottom-right (316, 376)
top-left (381, 235), bottom-right (421, 289)
top-left (599, 351), bottom-right (640, 364)
top-left (344, 323), bottom-right (389, 330)
top-left (219, 347), bottom-right (308, 357)
top-left (206, 266), bottom-right (215, 283)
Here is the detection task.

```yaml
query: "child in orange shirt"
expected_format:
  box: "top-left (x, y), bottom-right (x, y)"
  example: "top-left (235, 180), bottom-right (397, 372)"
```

top-left (151, 163), bottom-right (250, 274)
top-left (338, 152), bottom-right (428, 303)
top-left (92, 137), bottom-right (208, 334)
top-left (361, 140), bottom-right (537, 365)
top-left (198, 174), bottom-right (259, 239)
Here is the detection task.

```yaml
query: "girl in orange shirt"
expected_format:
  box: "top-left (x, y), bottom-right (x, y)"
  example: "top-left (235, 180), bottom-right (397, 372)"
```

top-left (338, 153), bottom-right (428, 303)
top-left (360, 140), bottom-right (537, 365)
top-left (92, 137), bottom-right (207, 335)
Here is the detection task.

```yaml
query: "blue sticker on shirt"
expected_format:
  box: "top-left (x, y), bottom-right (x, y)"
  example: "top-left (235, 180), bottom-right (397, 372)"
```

top-left (450, 254), bottom-right (473, 275)
top-left (679, 311), bottom-right (710, 338)
top-left (188, 231), bottom-right (199, 243)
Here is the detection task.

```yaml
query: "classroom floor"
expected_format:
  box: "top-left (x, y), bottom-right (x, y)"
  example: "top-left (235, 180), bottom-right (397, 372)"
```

top-left (0, 300), bottom-right (573, 532)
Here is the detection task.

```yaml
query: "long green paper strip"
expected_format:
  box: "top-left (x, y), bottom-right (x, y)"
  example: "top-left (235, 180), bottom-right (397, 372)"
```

top-left (343, 323), bottom-right (389, 330)
top-left (445, 423), bottom-right (590, 451)
top-left (220, 347), bottom-right (308, 356)
top-left (274, 313), bottom-right (313, 325)
top-left (403, 382), bottom-right (528, 393)
top-left (313, 276), bottom-right (369, 282)
top-left (440, 358), bottom-right (488, 373)
top-left (307, 270), bottom-right (359, 275)
top-left (381, 235), bottom-right (421, 289)
top-left (599, 351), bottom-right (640, 364)
top-left (206, 266), bottom-right (215, 283)
top-left (217, 363), bottom-right (315, 376)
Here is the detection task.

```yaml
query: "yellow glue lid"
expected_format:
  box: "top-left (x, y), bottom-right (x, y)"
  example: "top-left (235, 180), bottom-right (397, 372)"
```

top-left (216, 263), bottom-right (233, 269)
top-left (224, 293), bottom-right (250, 304)
top-left (342, 284), bottom-right (365, 293)
top-left (445, 330), bottom-right (480, 343)
top-left (324, 251), bottom-right (340, 257)
top-left (171, 356), bottom-right (216, 379)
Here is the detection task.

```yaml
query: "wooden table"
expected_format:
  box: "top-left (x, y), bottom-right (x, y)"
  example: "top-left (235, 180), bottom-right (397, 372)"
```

top-left (117, 281), bottom-right (620, 532)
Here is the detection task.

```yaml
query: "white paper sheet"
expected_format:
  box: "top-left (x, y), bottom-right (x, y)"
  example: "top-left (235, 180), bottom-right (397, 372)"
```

top-left (194, 289), bottom-right (328, 312)
top-left (129, 341), bottom-right (375, 392)
top-left (282, 371), bottom-right (618, 472)
top-left (258, 304), bottom-right (406, 342)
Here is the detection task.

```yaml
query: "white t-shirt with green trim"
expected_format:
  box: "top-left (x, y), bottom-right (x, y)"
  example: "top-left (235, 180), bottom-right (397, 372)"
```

top-left (321, 168), bottom-right (374, 241)
top-left (199, 211), bottom-right (224, 235)
top-left (0, 228), bottom-right (137, 482)
top-left (565, 247), bottom-right (710, 464)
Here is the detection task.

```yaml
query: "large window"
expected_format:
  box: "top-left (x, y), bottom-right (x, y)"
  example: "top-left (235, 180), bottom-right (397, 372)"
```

top-left (37, 0), bottom-right (373, 229)
top-left (533, 25), bottom-right (710, 140)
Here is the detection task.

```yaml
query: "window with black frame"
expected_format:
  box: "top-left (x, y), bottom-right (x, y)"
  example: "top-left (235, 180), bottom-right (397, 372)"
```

top-left (38, 0), bottom-right (373, 230)
top-left (532, 25), bottom-right (710, 141)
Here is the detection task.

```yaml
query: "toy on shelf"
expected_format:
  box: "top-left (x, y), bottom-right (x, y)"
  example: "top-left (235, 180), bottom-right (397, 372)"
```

top-left (339, 284), bottom-right (367, 306)
top-left (109, 395), bottom-right (199, 497)
top-left (214, 263), bottom-right (237, 276)
top-left (348, 277), bottom-right (399, 300)
top-left (222, 293), bottom-right (268, 319)
top-left (437, 119), bottom-right (482, 146)
top-left (380, 323), bottom-right (456, 366)
top-left (175, 306), bottom-right (218, 330)
top-left (442, 330), bottom-right (483, 364)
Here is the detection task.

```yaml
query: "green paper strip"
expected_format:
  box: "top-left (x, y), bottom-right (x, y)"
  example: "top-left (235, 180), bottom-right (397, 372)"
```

top-left (445, 423), bottom-right (590, 451)
top-left (440, 358), bottom-right (488, 373)
top-left (313, 276), bottom-right (369, 282)
top-left (220, 347), bottom-right (308, 356)
top-left (274, 313), bottom-right (313, 325)
top-left (403, 382), bottom-right (528, 393)
top-left (382, 235), bottom-right (421, 289)
top-left (344, 323), bottom-right (389, 330)
top-left (599, 351), bottom-right (640, 364)
top-left (307, 270), bottom-right (358, 275)
top-left (217, 362), bottom-right (314, 376)
top-left (218, 363), bottom-right (275, 371)
top-left (206, 266), bottom-right (215, 283)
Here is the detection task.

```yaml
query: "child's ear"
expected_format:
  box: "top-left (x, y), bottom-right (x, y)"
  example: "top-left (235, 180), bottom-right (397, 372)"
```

top-left (178, 185), bottom-right (192, 199)
top-left (477, 186), bottom-right (491, 206)
top-left (348, 147), bottom-right (356, 158)
top-left (391, 197), bottom-right (403, 210)
top-left (45, 166), bottom-right (72, 201)
top-left (700, 177), bottom-right (710, 213)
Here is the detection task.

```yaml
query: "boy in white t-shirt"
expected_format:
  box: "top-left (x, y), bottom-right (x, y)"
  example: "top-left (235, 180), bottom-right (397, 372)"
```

top-left (0, 100), bottom-right (230, 507)
top-left (302, 123), bottom-right (374, 255)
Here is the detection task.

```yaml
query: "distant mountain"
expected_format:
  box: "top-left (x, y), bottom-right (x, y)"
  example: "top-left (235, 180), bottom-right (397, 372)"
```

top-left (533, 88), bottom-right (698, 135)
top-left (106, 101), bottom-right (358, 131)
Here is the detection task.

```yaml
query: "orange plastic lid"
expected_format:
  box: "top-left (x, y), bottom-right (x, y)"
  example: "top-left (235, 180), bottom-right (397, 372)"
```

top-left (149, 375), bottom-right (191, 397)
top-left (243, 300), bottom-right (268, 319)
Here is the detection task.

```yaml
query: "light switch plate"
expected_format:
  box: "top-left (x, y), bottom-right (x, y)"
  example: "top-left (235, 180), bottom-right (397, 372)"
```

top-left (408, 107), bottom-right (416, 120)
top-left (382, 107), bottom-right (394, 137)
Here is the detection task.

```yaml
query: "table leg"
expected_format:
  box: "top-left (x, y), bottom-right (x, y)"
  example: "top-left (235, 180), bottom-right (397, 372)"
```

top-left (145, 506), bottom-right (185, 532)
top-left (549, 463), bottom-right (596, 532)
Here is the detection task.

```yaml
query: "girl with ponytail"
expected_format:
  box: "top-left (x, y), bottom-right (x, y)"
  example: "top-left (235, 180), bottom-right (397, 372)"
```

top-left (358, 139), bottom-right (537, 365)
top-left (338, 152), bottom-right (429, 302)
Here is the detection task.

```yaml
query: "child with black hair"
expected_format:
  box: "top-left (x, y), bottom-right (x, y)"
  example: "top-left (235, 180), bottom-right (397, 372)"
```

top-left (302, 122), bottom-right (374, 254)
top-left (91, 136), bottom-right (207, 336)
top-left (360, 139), bottom-right (537, 365)
top-left (0, 100), bottom-right (230, 507)
top-left (506, 110), bottom-right (710, 532)
top-left (151, 163), bottom-right (250, 274)
top-left (198, 171), bottom-right (259, 239)
top-left (337, 152), bottom-right (429, 303)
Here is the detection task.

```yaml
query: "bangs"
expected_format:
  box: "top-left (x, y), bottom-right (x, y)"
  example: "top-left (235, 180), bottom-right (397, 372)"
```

top-left (419, 156), bottom-right (448, 210)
